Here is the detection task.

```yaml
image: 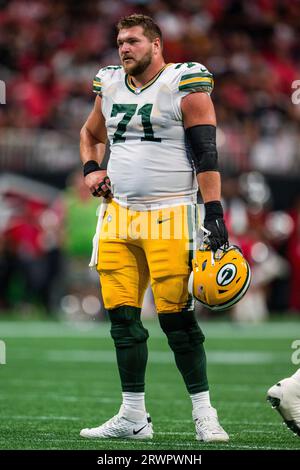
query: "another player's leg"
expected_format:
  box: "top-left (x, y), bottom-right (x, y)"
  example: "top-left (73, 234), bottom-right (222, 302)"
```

top-left (80, 202), bottom-right (153, 439)
top-left (267, 369), bottom-right (300, 437)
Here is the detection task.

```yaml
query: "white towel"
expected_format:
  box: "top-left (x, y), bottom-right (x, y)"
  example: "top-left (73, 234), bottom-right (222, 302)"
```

top-left (89, 200), bottom-right (108, 268)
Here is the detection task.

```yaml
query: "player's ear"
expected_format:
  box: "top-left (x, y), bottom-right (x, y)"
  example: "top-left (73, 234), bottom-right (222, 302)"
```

top-left (152, 37), bottom-right (161, 54)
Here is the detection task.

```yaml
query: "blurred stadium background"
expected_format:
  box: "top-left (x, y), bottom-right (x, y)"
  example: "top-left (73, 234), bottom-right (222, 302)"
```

top-left (0, 0), bottom-right (300, 450)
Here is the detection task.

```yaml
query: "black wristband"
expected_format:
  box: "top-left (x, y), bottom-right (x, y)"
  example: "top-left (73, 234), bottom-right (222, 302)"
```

top-left (83, 160), bottom-right (101, 177)
top-left (204, 200), bottom-right (223, 221)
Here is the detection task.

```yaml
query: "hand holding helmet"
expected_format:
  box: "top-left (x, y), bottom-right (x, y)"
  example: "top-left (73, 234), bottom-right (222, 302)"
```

top-left (203, 201), bottom-right (228, 251)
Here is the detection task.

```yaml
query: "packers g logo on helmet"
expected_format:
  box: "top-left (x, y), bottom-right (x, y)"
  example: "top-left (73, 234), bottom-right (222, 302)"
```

top-left (188, 245), bottom-right (251, 311)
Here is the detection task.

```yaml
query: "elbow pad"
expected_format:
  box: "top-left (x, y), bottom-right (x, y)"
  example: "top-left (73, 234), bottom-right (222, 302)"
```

top-left (185, 125), bottom-right (218, 174)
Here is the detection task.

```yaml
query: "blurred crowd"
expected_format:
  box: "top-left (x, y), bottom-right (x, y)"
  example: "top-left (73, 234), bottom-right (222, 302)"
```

top-left (0, 172), bottom-right (101, 315)
top-left (0, 0), bottom-right (300, 319)
top-left (0, 174), bottom-right (64, 312)
top-left (1, 0), bottom-right (300, 175)
top-left (220, 172), bottom-right (300, 320)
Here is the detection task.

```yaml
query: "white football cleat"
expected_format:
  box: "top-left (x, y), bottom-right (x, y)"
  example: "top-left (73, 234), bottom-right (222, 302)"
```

top-left (193, 406), bottom-right (229, 442)
top-left (267, 377), bottom-right (300, 437)
top-left (80, 405), bottom-right (153, 439)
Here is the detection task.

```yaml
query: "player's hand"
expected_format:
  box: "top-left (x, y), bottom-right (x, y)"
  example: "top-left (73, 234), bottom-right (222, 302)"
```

top-left (84, 171), bottom-right (113, 199)
top-left (203, 201), bottom-right (228, 251)
top-left (94, 176), bottom-right (112, 199)
top-left (203, 218), bottom-right (228, 252)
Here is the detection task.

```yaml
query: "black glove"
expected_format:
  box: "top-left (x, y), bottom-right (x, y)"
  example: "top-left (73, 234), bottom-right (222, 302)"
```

top-left (204, 201), bottom-right (228, 251)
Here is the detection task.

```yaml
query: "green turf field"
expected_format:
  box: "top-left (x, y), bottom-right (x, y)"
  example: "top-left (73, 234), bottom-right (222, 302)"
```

top-left (0, 319), bottom-right (299, 450)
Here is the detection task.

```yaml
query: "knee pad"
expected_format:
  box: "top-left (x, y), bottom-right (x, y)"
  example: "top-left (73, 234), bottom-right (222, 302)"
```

top-left (109, 306), bottom-right (149, 349)
top-left (158, 310), bottom-right (205, 353)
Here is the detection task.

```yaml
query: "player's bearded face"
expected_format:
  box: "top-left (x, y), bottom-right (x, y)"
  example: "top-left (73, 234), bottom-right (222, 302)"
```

top-left (122, 48), bottom-right (153, 76)
top-left (118, 27), bottom-right (154, 76)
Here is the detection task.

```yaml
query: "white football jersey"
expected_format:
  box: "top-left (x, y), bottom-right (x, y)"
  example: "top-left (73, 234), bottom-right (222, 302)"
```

top-left (93, 62), bottom-right (214, 210)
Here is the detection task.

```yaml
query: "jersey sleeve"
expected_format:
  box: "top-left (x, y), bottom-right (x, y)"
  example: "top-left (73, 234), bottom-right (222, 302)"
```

top-left (93, 68), bottom-right (105, 96)
top-left (93, 66), bottom-right (123, 97)
top-left (177, 62), bottom-right (214, 95)
top-left (170, 62), bottom-right (214, 120)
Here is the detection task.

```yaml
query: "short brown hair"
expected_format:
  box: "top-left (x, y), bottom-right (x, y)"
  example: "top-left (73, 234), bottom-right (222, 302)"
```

top-left (117, 14), bottom-right (162, 44)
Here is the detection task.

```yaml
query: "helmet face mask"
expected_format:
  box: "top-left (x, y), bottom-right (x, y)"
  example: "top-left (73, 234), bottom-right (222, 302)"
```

top-left (188, 245), bottom-right (251, 311)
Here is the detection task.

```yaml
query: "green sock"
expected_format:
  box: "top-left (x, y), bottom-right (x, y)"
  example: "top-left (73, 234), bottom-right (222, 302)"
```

top-left (109, 306), bottom-right (149, 393)
top-left (159, 311), bottom-right (209, 394)
top-left (173, 338), bottom-right (209, 394)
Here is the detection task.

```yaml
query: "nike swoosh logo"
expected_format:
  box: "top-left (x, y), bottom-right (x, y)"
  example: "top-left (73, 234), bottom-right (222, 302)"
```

top-left (157, 217), bottom-right (172, 224)
top-left (133, 424), bottom-right (148, 435)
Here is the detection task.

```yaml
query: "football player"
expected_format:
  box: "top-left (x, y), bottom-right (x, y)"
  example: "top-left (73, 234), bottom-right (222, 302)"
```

top-left (79, 14), bottom-right (229, 442)
top-left (267, 369), bottom-right (300, 437)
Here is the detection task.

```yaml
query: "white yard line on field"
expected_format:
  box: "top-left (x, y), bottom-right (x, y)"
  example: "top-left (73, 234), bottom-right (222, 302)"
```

top-left (37, 349), bottom-right (289, 365)
top-left (1, 321), bottom-right (299, 339)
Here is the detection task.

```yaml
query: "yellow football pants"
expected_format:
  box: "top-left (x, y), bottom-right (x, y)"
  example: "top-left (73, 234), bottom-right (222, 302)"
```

top-left (97, 200), bottom-right (197, 313)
